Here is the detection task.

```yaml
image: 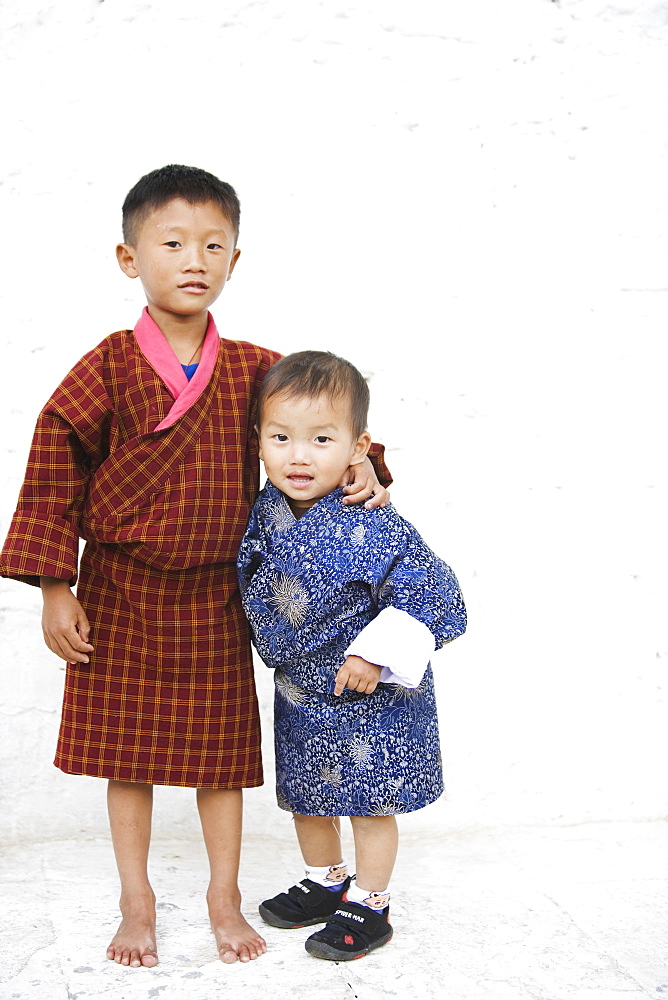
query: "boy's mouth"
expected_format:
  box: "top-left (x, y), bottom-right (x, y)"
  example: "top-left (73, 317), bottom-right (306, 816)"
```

top-left (178, 281), bottom-right (209, 291)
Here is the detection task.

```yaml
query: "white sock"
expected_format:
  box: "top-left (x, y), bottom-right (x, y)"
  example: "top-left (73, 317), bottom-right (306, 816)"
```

top-left (304, 861), bottom-right (349, 890)
top-left (347, 879), bottom-right (391, 911)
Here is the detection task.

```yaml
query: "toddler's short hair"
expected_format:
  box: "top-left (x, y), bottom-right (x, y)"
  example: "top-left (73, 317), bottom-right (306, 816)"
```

top-left (122, 164), bottom-right (240, 245)
top-left (258, 351), bottom-right (370, 438)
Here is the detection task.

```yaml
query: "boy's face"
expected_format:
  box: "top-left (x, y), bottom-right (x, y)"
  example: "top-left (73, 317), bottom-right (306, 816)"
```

top-left (116, 198), bottom-right (240, 328)
top-left (258, 392), bottom-right (371, 515)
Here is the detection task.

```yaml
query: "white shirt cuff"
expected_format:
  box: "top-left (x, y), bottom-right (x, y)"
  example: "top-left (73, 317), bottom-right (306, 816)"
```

top-left (344, 606), bottom-right (435, 689)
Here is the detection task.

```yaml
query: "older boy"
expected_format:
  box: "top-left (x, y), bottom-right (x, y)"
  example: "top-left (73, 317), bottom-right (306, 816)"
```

top-left (237, 351), bottom-right (466, 960)
top-left (1, 167), bottom-right (391, 967)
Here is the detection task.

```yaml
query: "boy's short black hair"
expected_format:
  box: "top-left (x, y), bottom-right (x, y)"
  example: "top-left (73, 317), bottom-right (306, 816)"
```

top-left (258, 351), bottom-right (370, 438)
top-left (122, 164), bottom-right (240, 245)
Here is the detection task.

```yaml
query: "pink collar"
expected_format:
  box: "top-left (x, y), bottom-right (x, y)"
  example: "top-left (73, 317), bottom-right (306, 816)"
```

top-left (133, 307), bottom-right (220, 431)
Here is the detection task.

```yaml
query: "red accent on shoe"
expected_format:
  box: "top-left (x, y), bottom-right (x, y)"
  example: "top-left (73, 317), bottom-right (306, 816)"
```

top-left (344, 935), bottom-right (354, 945)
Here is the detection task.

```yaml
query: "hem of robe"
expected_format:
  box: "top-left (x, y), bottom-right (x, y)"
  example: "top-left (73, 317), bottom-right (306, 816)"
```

top-left (273, 787), bottom-right (444, 817)
top-left (53, 760), bottom-right (264, 789)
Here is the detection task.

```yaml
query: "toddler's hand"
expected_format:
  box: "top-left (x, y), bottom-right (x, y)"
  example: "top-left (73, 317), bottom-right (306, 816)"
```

top-left (334, 655), bottom-right (382, 696)
top-left (41, 578), bottom-right (93, 664)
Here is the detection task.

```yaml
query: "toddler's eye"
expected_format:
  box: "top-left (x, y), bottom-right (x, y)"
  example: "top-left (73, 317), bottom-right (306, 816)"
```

top-left (273, 434), bottom-right (289, 442)
top-left (315, 436), bottom-right (330, 444)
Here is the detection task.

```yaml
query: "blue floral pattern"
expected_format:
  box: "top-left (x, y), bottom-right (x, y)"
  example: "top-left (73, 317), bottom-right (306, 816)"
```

top-left (237, 482), bottom-right (466, 816)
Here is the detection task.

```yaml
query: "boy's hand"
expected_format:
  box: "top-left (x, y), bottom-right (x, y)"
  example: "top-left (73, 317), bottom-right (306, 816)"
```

top-left (40, 578), bottom-right (93, 664)
top-left (340, 457), bottom-right (390, 510)
top-left (334, 655), bottom-right (382, 696)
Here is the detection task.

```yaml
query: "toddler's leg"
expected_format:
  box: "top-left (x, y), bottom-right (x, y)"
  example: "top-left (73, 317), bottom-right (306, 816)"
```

top-left (259, 815), bottom-right (350, 928)
top-left (350, 814), bottom-right (398, 896)
top-left (305, 815), bottom-right (397, 961)
top-left (196, 787), bottom-right (266, 963)
top-left (106, 780), bottom-right (158, 968)
top-left (293, 813), bottom-right (342, 866)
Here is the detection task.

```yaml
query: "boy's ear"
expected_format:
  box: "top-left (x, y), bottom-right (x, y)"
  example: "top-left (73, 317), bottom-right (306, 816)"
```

top-left (227, 247), bottom-right (241, 279)
top-left (116, 243), bottom-right (139, 278)
top-left (349, 431), bottom-right (372, 465)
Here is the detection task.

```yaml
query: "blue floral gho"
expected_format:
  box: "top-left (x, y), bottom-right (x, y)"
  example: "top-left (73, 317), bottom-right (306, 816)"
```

top-left (237, 482), bottom-right (467, 817)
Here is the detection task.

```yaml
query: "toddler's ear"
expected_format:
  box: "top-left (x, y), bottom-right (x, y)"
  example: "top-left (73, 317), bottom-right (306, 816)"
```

top-left (254, 425), bottom-right (264, 460)
top-left (350, 430), bottom-right (372, 465)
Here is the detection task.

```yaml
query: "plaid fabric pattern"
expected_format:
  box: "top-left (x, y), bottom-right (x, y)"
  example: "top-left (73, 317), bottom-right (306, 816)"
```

top-left (1, 330), bottom-right (280, 787)
top-left (56, 548), bottom-right (260, 787)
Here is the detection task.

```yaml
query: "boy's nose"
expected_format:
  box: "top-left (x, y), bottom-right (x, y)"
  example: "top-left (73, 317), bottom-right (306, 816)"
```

top-left (183, 249), bottom-right (206, 271)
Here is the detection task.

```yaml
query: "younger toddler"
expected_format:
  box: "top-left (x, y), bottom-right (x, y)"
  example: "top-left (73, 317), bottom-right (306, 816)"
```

top-left (237, 350), bottom-right (466, 960)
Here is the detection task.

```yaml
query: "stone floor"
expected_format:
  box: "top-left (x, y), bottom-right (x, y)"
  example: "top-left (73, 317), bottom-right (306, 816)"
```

top-left (1, 820), bottom-right (666, 1000)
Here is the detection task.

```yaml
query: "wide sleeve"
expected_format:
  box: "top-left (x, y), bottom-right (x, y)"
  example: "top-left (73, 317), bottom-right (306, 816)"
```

top-left (0, 355), bottom-right (113, 588)
top-left (345, 516), bottom-right (466, 684)
top-left (344, 606), bottom-right (435, 688)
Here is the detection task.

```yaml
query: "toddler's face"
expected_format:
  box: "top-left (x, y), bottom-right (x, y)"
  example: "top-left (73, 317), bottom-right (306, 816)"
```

top-left (258, 392), bottom-right (370, 516)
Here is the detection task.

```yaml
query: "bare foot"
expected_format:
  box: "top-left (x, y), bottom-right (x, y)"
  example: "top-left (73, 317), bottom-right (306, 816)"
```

top-left (208, 893), bottom-right (267, 964)
top-left (107, 894), bottom-right (158, 968)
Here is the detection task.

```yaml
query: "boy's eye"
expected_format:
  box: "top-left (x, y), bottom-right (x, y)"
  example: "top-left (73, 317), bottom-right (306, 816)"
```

top-left (315, 436), bottom-right (330, 444)
top-left (164, 241), bottom-right (181, 248)
top-left (207, 243), bottom-right (223, 250)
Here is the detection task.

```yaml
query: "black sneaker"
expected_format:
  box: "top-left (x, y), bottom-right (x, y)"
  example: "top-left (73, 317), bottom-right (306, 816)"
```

top-left (259, 876), bottom-right (352, 929)
top-left (304, 900), bottom-right (393, 960)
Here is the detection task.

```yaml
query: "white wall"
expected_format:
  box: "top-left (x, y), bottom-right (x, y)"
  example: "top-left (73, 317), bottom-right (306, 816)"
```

top-left (1, 0), bottom-right (666, 843)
